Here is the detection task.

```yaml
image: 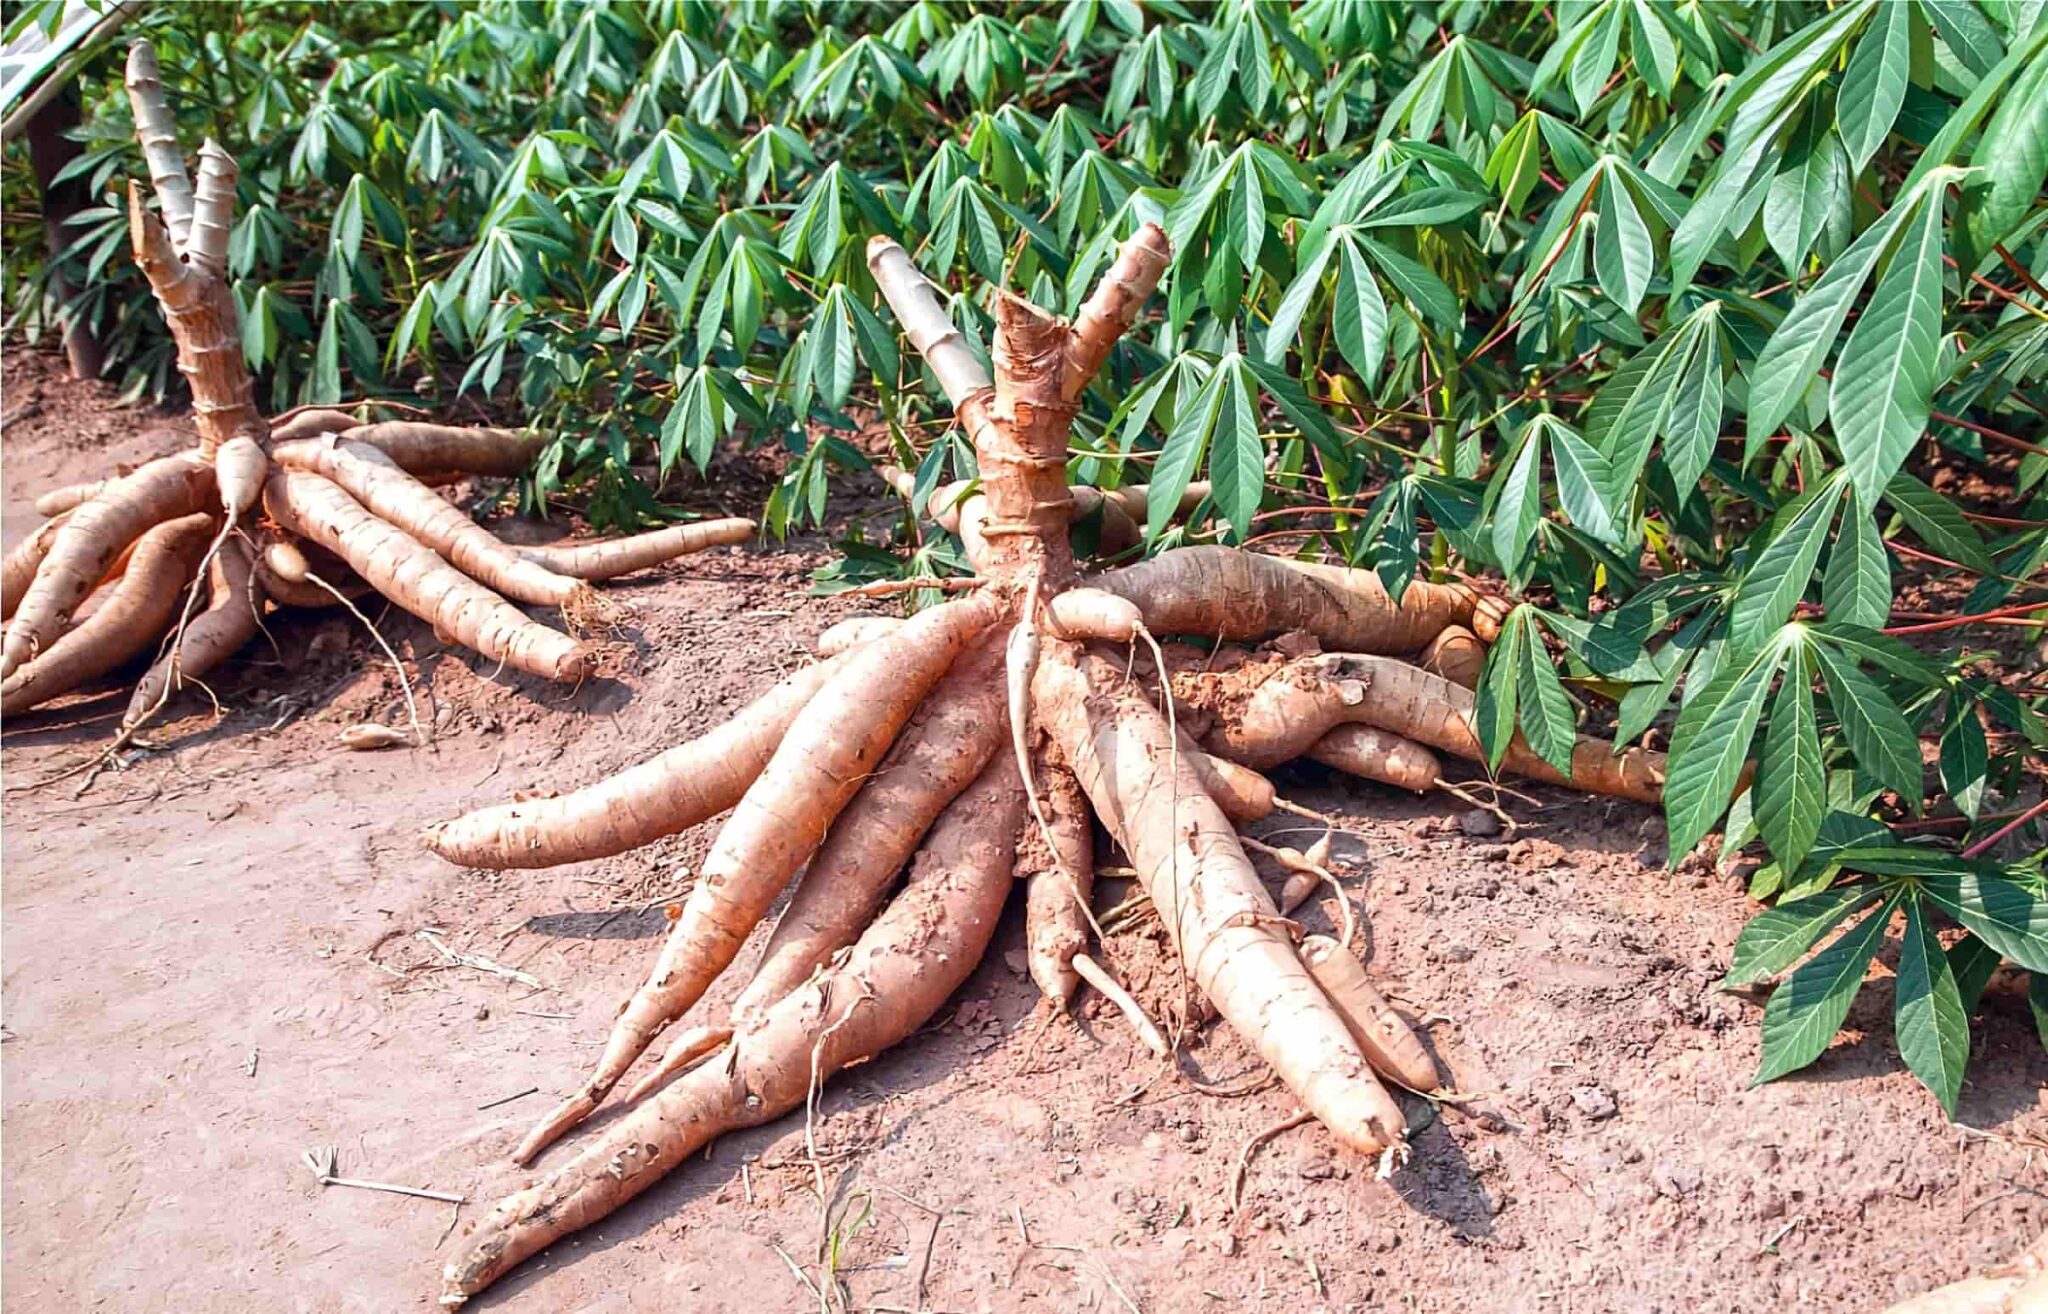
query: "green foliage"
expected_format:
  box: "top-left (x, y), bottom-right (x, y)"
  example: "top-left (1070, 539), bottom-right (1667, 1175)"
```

top-left (6, 0), bottom-right (2046, 1109)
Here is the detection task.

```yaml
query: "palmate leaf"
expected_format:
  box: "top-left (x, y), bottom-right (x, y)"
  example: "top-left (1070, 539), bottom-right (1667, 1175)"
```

top-left (1837, 0), bottom-right (1913, 172)
top-left (1729, 480), bottom-right (1839, 653)
top-left (1755, 647), bottom-right (1825, 874)
top-left (1753, 896), bottom-right (1895, 1085)
top-left (1810, 641), bottom-right (1924, 801)
top-left (1828, 198), bottom-right (1946, 507)
top-left (1821, 487), bottom-right (1892, 629)
top-left (1745, 194), bottom-right (1919, 453)
top-left (1725, 884), bottom-right (1883, 988)
top-left (1895, 897), bottom-right (1970, 1117)
top-left (1665, 643), bottom-right (1783, 862)
top-left (1666, 0), bottom-right (1874, 290)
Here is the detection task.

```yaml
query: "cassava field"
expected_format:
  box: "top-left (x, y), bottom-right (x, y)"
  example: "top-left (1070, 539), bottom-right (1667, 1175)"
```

top-left (4, 1), bottom-right (2047, 1310)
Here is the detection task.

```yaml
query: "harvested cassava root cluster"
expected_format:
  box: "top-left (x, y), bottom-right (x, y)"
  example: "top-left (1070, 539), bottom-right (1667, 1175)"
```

top-left (0, 42), bottom-right (751, 733)
top-left (430, 224), bottom-right (1668, 1304)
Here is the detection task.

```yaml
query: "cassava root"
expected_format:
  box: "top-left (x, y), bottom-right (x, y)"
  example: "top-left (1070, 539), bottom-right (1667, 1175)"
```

top-left (1, 41), bottom-right (752, 734)
top-left (432, 220), bottom-right (1675, 1304)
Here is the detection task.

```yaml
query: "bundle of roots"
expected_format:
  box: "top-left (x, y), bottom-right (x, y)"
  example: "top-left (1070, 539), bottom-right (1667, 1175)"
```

top-left (428, 224), bottom-right (1670, 1304)
top-left (0, 42), bottom-right (753, 736)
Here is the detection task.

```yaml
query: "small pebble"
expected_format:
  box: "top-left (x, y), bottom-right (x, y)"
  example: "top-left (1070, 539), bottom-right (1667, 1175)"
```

top-left (1458, 808), bottom-right (1502, 837)
top-left (1571, 1085), bottom-right (1619, 1120)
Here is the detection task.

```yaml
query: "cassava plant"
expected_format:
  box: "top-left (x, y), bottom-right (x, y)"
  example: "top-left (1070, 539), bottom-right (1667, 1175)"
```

top-left (429, 223), bottom-right (1679, 1304)
top-left (0, 41), bottom-right (752, 735)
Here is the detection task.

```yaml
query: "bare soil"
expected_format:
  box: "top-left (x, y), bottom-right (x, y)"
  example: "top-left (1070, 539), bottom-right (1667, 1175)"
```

top-left (4, 346), bottom-right (2043, 1313)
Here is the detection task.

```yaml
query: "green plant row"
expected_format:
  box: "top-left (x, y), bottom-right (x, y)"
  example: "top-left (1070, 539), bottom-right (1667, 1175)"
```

top-left (5, 0), bottom-right (2045, 1110)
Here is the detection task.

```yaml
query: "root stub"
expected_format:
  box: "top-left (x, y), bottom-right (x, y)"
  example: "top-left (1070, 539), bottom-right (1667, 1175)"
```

top-left (444, 753), bottom-right (1025, 1304)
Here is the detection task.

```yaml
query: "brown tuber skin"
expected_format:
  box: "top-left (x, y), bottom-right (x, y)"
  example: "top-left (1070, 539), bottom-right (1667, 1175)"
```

top-left (1301, 935), bottom-right (1440, 1093)
top-left (434, 221), bottom-right (1672, 1301)
top-left (443, 753), bottom-right (1025, 1305)
top-left (0, 42), bottom-right (752, 732)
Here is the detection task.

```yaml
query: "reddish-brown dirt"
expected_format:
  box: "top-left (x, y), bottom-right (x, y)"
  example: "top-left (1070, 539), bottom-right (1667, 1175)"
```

top-left (4, 345), bottom-right (2043, 1313)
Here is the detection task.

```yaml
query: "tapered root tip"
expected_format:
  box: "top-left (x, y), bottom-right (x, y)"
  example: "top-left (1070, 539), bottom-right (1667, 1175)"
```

top-left (511, 1091), bottom-right (598, 1165)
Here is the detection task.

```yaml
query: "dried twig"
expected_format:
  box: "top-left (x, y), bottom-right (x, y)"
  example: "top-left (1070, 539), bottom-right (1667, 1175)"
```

top-left (417, 929), bottom-right (545, 989)
top-left (1228, 1109), bottom-right (1314, 1213)
top-left (302, 1145), bottom-right (465, 1204)
top-left (476, 1087), bottom-right (539, 1111)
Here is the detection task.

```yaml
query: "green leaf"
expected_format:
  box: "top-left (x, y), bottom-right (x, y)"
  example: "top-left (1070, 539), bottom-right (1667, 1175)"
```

top-left (1475, 618), bottom-right (1524, 772)
top-left (1895, 896), bottom-right (1970, 1117)
top-left (1207, 357), bottom-right (1265, 542)
top-left (1959, 33), bottom-right (2048, 264)
top-left (1550, 422), bottom-right (1624, 547)
top-left (1950, 934), bottom-right (2003, 1012)
top-left (1731, 482), bottom-right (1839, 652)
top-left (1810, 624), bottom-right (1945, 685)
top-left (1726, 885), bottom-right (1883, 988)
top-left (1516, 616), bottom-right (1579, 777)
top-left (2032, 974), bottom-right (2048, 1055)
top-left (1838, 0), bottom-right (1913, 172)
top-left (1491, 426), bottom-right (1545, 583)
top-left (1922, 873), bottom-right (2048, 973)
top-left (1261, 239), bottom-right (1334, 364)
top-left (311, 301), bottom-right (344, 405)
top-left (1147, 365), bottom-right (1225, 542)
top-left (1765, 116), bottom-right (1849, 269)
top-left (1665, 647), bottom-right (1781, 861)
top-left (1939, 697), bottom-right (1988, 820)
top-left (1226, 164), bottom-right (1266, 274)
top-left (1753, 897), bottom-right (1894, 1084)
top-left (1756, 650), bottom-right (1825, 874)
top-left (1811, 641), bottom-right (1924, 801)
top-left (1829, 198), bottom-right (1945, 507)
top-left (1662, 321), bottom-right (1724, 493)
top-left (1822, 487), bottom-right (1892, 629)
top-left (1746, 199), bottom-right (1913, 453)
top-left (1356, 237), bottom-right (1461, 334)
top-left (1331, 236), bottom-right (1388, 385)
top-left (1594, 170), bottom-right (1654, 315)
top-left (1882, 474), bottom-right (1996, 575)
top-left (1568, 5), bottom-right (1623, 115)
